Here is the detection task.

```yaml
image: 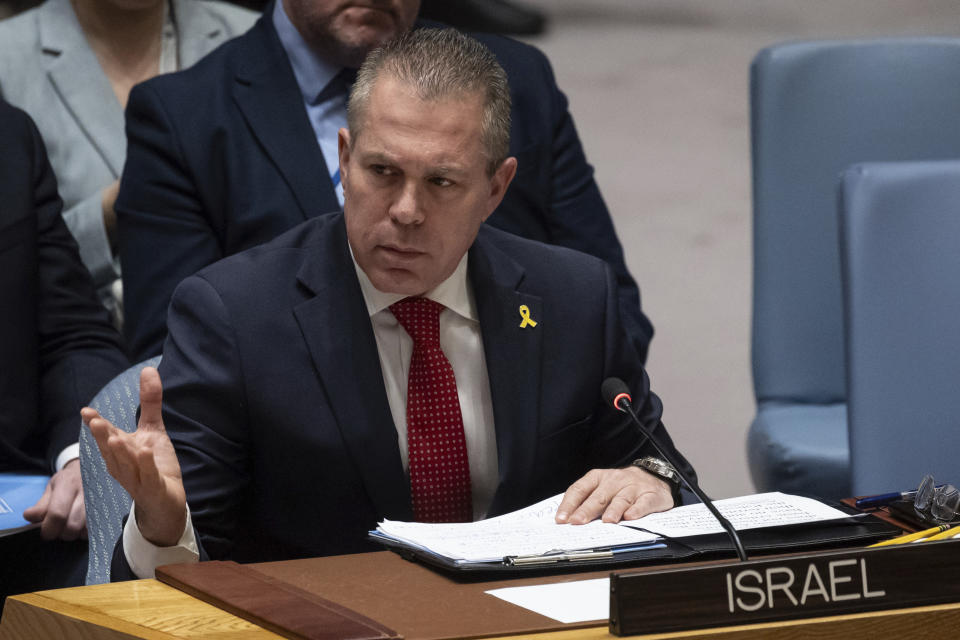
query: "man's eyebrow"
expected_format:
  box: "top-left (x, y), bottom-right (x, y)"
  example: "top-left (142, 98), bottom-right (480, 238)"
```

top-left (359, 151), bottom-right (395, 165)
top-left (430, 165), bottom-right (468, 176)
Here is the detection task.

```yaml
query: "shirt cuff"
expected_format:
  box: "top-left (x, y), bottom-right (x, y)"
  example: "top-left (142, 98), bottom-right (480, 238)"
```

top-left (123, 502), bottom-right (200, 579)
top-left (54, 443), bottom-right (80, 472)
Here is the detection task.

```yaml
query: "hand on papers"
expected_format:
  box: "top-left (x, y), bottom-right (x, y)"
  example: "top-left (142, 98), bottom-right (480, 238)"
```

top-left (82, 367), bottom-right (187, 547)
top-left (555, 466), bottom-right (672, 525)
top-left (23, 458), bottom-right (87, 541)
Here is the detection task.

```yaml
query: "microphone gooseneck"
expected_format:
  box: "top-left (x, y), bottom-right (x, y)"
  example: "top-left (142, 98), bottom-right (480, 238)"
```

top-left (602, 377), bottom-right (749, 562)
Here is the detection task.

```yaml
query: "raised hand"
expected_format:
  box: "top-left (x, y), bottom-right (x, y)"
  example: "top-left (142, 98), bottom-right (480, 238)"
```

top-left (82, 366), bottom-right (187, 547)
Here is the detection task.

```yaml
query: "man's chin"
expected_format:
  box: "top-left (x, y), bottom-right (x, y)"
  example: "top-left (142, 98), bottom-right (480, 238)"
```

top-left (330, 29), bottom-right (400, 67)
top-left (368, 269), bottom-right (427, 297)
top-left (337, 7), bottom-right (402, 39)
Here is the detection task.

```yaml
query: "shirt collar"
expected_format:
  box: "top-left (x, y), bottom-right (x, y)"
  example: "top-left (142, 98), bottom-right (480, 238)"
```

top-left (272, 0), bottom-right (341, 105)
top-left (351, 248), bottom-right (478, 323)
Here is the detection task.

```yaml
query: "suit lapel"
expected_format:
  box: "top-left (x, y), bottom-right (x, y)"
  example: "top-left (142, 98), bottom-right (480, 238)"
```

top-left (469, 228), bottom-right (544, 515)
top-left (38, 0), bottom-right (125, 176)
top-left (231, 18), bottom-right (340, 221)
top-left (292, 217), bottom-right (412, 520)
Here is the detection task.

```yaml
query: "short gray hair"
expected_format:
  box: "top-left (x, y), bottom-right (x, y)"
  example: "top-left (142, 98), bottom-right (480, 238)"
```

top-left (347, 28), bottom-right (511, 176)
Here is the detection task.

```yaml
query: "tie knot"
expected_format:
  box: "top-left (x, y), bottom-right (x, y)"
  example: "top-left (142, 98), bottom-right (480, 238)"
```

top-left (390, 297), bottom-right (444, 345)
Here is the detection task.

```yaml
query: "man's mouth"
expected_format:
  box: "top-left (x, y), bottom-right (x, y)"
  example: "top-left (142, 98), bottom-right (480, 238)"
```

top-left (379, 244), bottom-right (424, 260)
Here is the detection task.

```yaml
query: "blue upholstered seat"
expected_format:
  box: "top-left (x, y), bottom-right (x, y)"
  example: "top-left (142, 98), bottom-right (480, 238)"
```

top-left (80, 356), bottom-right (161, 585)
top-left (749, 38), bottom-right (960, 497)
top-left (840, 161), bottom-right (960, 495)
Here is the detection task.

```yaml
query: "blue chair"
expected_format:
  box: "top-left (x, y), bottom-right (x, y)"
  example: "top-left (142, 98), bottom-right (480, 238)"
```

top-left (840, 160), bottom-right (960, 495)
top-left (748, 38), bottom-right (960, 497)
top-left (80, 356), bottom-right (161, 585)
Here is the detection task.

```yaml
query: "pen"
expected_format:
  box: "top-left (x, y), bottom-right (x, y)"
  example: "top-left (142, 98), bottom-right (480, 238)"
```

top-left (505, 542), bottom-right (664, 566)
top-left (868, 524), bottom-right (950, 547)
top-left (855, 490), bottom-right (919, 509)
top-left (920, 525), bottom-right (960, 542)
top-left (855, 485), bottom-right (945, 509)
top-left (506, 549), bottom-right (614, 566)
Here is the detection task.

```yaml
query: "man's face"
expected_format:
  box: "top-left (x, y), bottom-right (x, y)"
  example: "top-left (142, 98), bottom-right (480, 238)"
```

top-left (282, 0), bottom-right (420, 68)
top-left (339, 76), bottom-right (516, 296)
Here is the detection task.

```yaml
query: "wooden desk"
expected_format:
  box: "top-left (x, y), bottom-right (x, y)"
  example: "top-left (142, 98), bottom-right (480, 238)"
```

top-left (3, 552), bottom-right (960, 640)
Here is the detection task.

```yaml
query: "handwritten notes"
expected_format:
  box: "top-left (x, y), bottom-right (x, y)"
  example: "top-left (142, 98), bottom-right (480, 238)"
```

top-left (374, 494), bottom-right (659, 563)
top-left (625, 492), bottom-right (851, 538)
top-left (372, 492), bottom-right (851, 565)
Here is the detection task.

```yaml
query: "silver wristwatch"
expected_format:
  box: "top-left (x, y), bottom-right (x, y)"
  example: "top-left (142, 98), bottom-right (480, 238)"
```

top-left (632, 456), bottom-right (683, 505)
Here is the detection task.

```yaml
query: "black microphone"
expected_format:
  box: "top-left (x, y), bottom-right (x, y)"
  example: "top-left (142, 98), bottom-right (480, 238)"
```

top-left (602, 377), bottom-right (748, 562)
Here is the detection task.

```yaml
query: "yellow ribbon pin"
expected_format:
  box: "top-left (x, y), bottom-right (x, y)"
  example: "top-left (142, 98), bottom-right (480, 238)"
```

top-left (518, 305), bottom-right (538, 328)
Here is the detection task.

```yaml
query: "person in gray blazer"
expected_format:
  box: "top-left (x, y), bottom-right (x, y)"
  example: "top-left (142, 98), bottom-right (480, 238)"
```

top-left (0, 0), bottom-right (256, 327)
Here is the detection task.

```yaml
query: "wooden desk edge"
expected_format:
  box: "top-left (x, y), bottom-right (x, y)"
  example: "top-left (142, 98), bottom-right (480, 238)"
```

top-left (2, 580), bottom-right (960, 640)
top-left (1, 590), bottom-right (173, 640)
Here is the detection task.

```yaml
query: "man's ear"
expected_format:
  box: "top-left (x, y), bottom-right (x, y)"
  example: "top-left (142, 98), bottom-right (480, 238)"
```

top-left (483, 156), bottom-right (518, 221)
top-left (337, 128), bottom-right (351, 187)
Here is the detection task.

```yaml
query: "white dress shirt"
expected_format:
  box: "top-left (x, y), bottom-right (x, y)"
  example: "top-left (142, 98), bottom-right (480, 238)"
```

top-left (124, 252), bottom-right (498, 577)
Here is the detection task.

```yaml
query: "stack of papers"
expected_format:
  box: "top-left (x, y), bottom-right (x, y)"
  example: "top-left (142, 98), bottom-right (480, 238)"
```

top-left (372, 495), bottom-right (661, 564)
top-left (371, 492), bottom-right (853, 565)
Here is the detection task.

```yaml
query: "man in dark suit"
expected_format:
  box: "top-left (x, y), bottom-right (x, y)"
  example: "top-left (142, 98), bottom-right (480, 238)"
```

top-left (89, 30), bottom-right (689, 579)
top-left (117, 0), bottom-right (652, 365)
top-left (0, 99), bottom-right (128, 600)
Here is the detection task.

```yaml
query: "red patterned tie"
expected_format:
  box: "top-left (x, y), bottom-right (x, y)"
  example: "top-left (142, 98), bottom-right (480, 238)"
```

top-left (390, 297), bottom-right (473, 523)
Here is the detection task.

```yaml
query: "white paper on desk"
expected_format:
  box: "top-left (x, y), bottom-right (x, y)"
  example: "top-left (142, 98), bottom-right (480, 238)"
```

top-left (376, 494), bottom-right (659, 563)
top-left (622, 491), bottom-right (850, 538)
top-left (485, 578), bottom-right (610, 624)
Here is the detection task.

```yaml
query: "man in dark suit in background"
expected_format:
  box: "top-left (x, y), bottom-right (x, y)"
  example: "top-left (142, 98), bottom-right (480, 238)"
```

top-left (88, 30), bottom-right (690, 579)
top-left (117, 0), bottom-right (652, 365)
top-left (0, 99), bottom-right (128, 602)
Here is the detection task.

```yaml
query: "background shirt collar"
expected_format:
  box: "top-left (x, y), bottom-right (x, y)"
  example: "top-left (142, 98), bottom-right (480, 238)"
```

top-left (272, 0), bottom-right (340, 104)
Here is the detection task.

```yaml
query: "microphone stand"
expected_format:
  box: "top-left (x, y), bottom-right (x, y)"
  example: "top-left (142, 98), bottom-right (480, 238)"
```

top-left (613, 387), bottom-right (749, 562)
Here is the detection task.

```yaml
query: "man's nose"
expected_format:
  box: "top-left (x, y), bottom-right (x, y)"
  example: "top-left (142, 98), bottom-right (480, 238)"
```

top-left (388, 180), bottom-right (425, 226)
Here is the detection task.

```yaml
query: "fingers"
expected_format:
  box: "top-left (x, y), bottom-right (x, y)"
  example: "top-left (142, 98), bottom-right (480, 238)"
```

top-left (37, 460), bottom-right (86, 541)
top-left (138, 367), bottom-right (164, 431)
top-left (555, 470), bottom-right (601, 523)
top-left (81, 406), bottom-right (106, 428)
top-left (569, 470), bottom-right (624, 524)
top-left (136, 444), bottom-right (166, 497)
top-left (87, 414), bottom-right (124, 476)
top-left (621, 489), bottom-right (673, 521)
top-left (64, 491), bottom-right (87, 541)
top-left (22, 479), bottom-right (51, 523)
top-left (87, 414), bottom-right (152, 502)
top-left (556, 467), bottom-right (674, 525)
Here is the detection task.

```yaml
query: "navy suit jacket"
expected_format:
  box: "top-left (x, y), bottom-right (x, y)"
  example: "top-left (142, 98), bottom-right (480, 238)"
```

top-left (0, 100), bottom-right (127, 473)
top-left (116, 8), bottom-right (652, 363)
top-left (112, 213), bottom-right (690, 576)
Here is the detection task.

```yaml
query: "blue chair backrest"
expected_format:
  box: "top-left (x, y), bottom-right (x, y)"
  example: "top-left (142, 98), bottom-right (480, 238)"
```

top-left (751, 38), bottom-right (960, 407)
top-left (840, 161), bottom-right (960, 495)
top-left (80, 356), bottom-right (161, 585)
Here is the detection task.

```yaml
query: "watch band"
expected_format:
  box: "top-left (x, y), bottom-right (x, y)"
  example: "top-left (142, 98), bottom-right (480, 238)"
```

top-left (632, 456), bottom-right (683, 506)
